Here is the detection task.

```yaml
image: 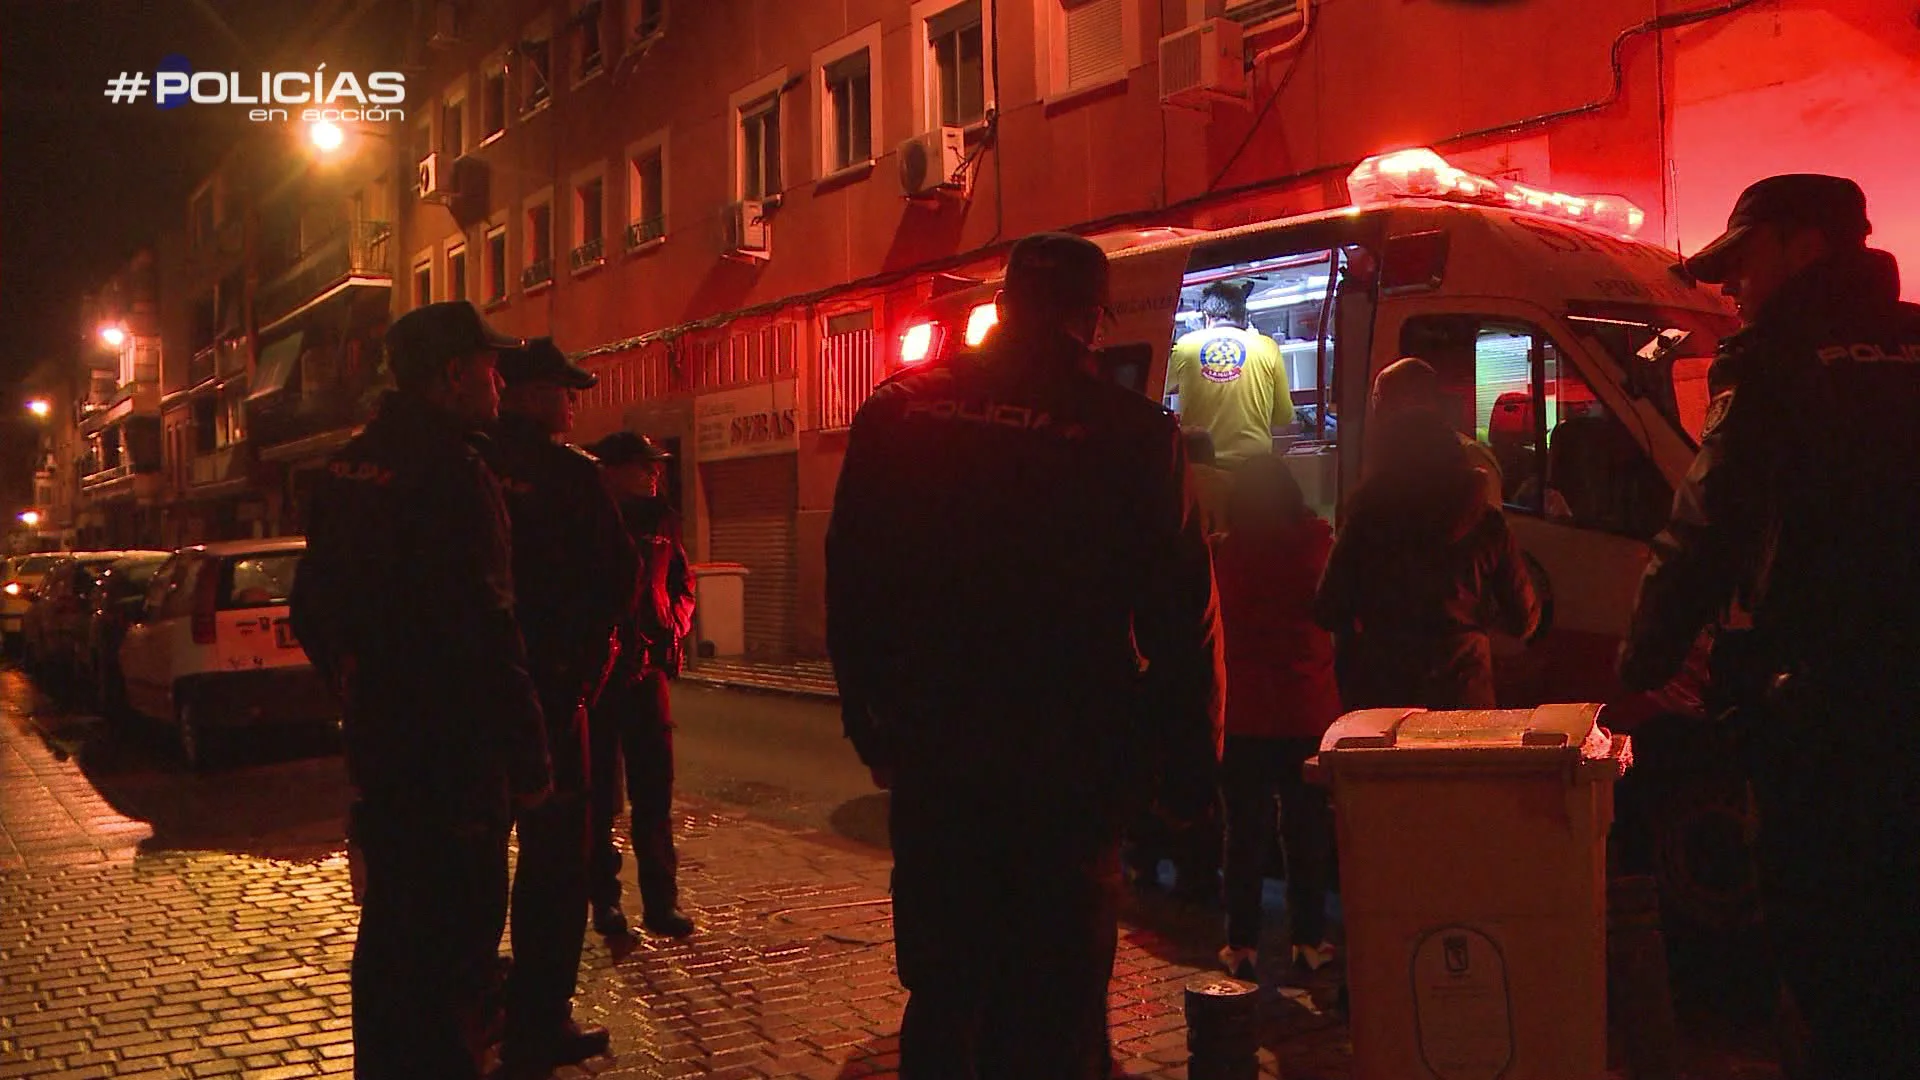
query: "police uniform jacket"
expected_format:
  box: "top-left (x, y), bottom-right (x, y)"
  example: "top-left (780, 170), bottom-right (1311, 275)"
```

top-left (825, 328), bottom-right (1225, 821)
top-left (290, 390), bottom-right (551, 824)
top-left (609, 498), bottom-right (695, 681)
top-left (486, 411), bottom-right (640, 712)
top-left (1622, 248), bottom-right (1920, 691)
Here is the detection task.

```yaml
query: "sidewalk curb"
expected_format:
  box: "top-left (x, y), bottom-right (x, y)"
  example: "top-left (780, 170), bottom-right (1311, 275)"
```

top-left (679, 670), bottom-right (841, 703)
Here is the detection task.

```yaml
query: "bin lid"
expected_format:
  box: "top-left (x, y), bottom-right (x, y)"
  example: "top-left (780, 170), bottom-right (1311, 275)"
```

top-left (1318, 703), bottom-right (1613, 764)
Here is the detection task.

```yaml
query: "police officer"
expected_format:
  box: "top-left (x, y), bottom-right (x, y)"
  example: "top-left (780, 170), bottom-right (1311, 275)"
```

top-left (488, 337), bottom-right (637, 1072)
top-left (1620, 175), bottom-right (1920, 1080)
top-left (584, 432), bottom-right (697, 939)
top-left (289, 301), bottom-right (552, 1080)
top-left (827, 232), bottom-right (1225, 1078)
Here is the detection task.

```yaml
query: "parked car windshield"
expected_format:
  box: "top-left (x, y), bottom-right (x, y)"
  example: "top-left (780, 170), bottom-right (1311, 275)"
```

top-left (220, 552), bottom-right (301, 610)
top-left (103, 558), bottom-right (169, 601)
top-left (15, 555), bottom-right (59, 575)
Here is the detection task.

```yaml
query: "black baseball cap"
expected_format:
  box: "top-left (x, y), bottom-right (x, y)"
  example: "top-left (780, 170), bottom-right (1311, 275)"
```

top-left (588, 431), bottom-right (673, 467)
top-left (1681, 174), bottom-right (1872, 285)
top-left (1002, 232), bottom-right (1111, 312)
top-left (498, 337), bottom-right (597, 389)
top-left (386, 301), bottom-right (526, 382)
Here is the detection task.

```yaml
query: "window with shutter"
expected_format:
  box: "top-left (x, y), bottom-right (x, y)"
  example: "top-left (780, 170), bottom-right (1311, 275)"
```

top-left (1063, 0), bottom-right (1125, 91)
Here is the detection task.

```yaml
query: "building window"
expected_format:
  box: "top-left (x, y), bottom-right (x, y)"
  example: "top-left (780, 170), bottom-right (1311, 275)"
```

top-left (518, 35), bottom-right (551, 113)
top-left (823, 49), bottom-right (873, 173)
top-left (929, 2), bottom-right (985, 128)
top-left (627, 140), bottom-right (667, 249)
top-left (482, 64), bottom-right (508, 137)
top-left (571, 175), bottom-right (605, 271)
top-left (523, 199), bottom-right (554, 289)
top-left (740, 95), bottom-right (781, 200)
top-left (447, 243), bottom-right (468, 301)
top-left (442, 95), bottom-right (466, 156)
top-left (485, 225), bottom-right (509, 303)
top-left (1056, 0), bottom-right (1130, 96)
top-left (633, 0), bottom-right (664, 40)
top-left (572, 0), bottom-right (604, 80)
top-left (413, 258), bottom-right (433, 306)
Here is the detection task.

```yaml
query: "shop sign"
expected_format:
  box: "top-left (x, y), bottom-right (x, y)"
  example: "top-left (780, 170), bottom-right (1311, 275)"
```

top-left (694, 379), bottom-right (799, 461)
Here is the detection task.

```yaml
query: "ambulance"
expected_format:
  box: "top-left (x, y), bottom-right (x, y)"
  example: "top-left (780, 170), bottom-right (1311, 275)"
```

top-left (896, 148), bottom-right (1757, 936)
top-left (898, 147), bottom-right (1735, 716)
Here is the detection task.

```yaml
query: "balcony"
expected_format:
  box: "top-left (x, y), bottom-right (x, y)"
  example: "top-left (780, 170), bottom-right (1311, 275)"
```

top-left (256, 220), bottom-right (392, 331)
top-left (625, 217), bottom-right (665, 251)
top-left (189, 345), bottom-right (218, 388)
top-left (81, 461), bottom-right (132, 490)
top-left (521, 259), bottom-right (555, 290)
top-left (217, 335), bottom-right (248, 378)
top-left (189, 443), bottom-right (254, 489)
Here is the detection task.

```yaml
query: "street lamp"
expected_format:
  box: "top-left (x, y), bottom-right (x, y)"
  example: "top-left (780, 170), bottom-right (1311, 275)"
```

top-left (18, 511), bottom-right (40, 528)
top-left (25, 399), bottom-right (49, 419)
top-left (98, 324), bottom-right (127, 348)
top-left (308, 119), bottom-right (347, 153)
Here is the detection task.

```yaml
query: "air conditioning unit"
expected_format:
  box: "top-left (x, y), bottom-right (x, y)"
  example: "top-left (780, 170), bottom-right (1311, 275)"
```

top-left (723, 200), bottom-right (771, 261)
top-left (897, 127), bottom-right (967, 198)
top-left (417, 152), bottom-right (456, 202)
top-left (1159, 18), bottom-right (1247, 106)
top-left (428, 0), bottom-right (462, 47)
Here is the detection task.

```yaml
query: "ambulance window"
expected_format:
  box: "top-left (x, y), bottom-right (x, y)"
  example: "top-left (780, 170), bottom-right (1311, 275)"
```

top-left (1400, 314), bottom-right (1672, 540)
top-left (1166, 248), bottom-right (1340, 463)
top-left (1095, 343), bottom-right (1151, 395)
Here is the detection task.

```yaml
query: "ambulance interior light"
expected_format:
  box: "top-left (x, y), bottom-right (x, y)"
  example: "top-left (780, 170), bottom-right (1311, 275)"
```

top-left (1347, 147), bottom-right (1646, 237)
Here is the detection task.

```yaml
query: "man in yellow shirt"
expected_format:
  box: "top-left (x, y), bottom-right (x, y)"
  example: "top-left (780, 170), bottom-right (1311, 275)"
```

top-left (1168, 283), bottom-right (1294, 467)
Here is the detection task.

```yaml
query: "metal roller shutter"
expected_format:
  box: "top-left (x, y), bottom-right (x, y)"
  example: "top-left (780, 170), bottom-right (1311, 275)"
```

top-left (703, 454), bottom-right (799, 659)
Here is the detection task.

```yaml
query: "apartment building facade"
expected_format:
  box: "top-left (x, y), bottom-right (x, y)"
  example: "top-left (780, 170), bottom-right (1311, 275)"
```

top-left (387, 0), bottom-right (1914, 660)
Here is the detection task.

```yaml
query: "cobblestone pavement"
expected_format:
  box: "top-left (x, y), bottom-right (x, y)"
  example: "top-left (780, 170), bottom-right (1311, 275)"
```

top-left (0, 668), bottom-right (1787, 1080)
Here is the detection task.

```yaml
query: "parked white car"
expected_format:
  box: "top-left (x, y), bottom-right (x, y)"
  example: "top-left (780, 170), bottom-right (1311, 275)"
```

top-left (118, 538), bottom-right (335, 769)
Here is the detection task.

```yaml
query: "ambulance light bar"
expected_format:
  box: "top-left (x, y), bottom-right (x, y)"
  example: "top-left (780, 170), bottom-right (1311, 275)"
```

top-left (1347, 147), bottom-right (1646, 237)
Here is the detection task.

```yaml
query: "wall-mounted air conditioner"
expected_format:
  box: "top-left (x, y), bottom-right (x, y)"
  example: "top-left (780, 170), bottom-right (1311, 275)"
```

top-left (1159, 18), bottom-right (1247, 106)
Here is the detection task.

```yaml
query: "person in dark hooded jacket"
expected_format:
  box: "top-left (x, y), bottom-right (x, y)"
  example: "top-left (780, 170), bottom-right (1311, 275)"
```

top-left (1314, 408), bottom-right (1540, 709)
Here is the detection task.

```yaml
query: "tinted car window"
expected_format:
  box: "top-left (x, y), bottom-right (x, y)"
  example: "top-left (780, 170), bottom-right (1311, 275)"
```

top-left (221, 552), bottom-right (301, 610)
top-left (16, 555), bottom-right (59, 575)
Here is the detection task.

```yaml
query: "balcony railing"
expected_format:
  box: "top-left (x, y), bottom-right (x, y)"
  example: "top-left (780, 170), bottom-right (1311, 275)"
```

top-left (189, 443), bottom-right (253, 487)
top-left (81, 462), bottom-right (132, 490)
top-left (217, 335), bottom-right (248, 377)
top-left (569, 237), bottom-right (604, 271)
top-left (188, 346), bottom-right (218, 388)
top-left (625, 217), bottom-right (665, 250)
top-left (521, 259), bottom-right (554, 290)
top-left (256, 220), bottom-right (392, 328)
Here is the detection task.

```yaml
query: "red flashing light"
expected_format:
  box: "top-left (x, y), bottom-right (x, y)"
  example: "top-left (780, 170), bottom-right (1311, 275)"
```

top-left (964, 303), bottom-right (998, 347)
top-left (899, 322), bottom-right (938, 365)
top-left (1348, 147), bottom-right (1646, 237)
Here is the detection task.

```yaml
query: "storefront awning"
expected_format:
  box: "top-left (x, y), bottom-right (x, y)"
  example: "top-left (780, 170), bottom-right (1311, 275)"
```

top-left (248, 330), bottom-right (305, 401)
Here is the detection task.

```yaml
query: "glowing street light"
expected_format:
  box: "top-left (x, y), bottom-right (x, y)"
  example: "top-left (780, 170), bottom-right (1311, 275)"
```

top-left (308, 120), bottom-right (346, 153)
top-left (25, 399), bottom-right (49, 418)
top-left (98, 325), bottom-right (127, 348)
top-left (18, 511), bottom-right (40, 527)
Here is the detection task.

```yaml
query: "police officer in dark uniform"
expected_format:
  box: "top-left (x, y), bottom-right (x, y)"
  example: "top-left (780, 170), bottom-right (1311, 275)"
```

top-left (1621, 175), bottom-right (1920, 1080)
top-left (487, 338), bottom-right (638, 1072)
top-left (584, 432), bottom-right (697, 939)
top-left (827, 232), bottom-right (1225, 1078)
top-left (289, 301), bottom-right (552, 1080)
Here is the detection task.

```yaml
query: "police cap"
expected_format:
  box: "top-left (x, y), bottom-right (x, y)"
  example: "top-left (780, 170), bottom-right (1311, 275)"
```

top-left (499, 336), bottom-right (598, 390)
top-left (1002, 232), bottom-right (1110, 313)
top-left (588, 431), bottom-right (673, 467)
top-left (1682, 174), bottom-right (1871, 285)
top-left (386, 301), bottom-right (526, 384)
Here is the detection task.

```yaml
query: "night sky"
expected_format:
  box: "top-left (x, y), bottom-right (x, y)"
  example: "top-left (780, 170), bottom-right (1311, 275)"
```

top-left (1, 0), bottom-right (307, 506)
top-left (1, 0), bottom-right (308, 387)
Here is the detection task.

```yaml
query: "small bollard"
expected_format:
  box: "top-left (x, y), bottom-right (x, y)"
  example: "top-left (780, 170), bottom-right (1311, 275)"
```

top-left (1185, 972), bottom-right (1260, 1080)
top-left (1607, 874), bottom-right (1680, 1080)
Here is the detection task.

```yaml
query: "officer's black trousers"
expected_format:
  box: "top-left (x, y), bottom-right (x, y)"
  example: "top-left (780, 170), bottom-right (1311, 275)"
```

top-left (588, 669), bottom-right (680, 914)
top-left (1746, 690), bottom-right (1920, 1080)
top-left (351, 803), bottom-right (509, 1080)
top-left (889, 784), bottom-right (1120, 1080)
top-left (505, 692), bottom-right (592, 1036)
